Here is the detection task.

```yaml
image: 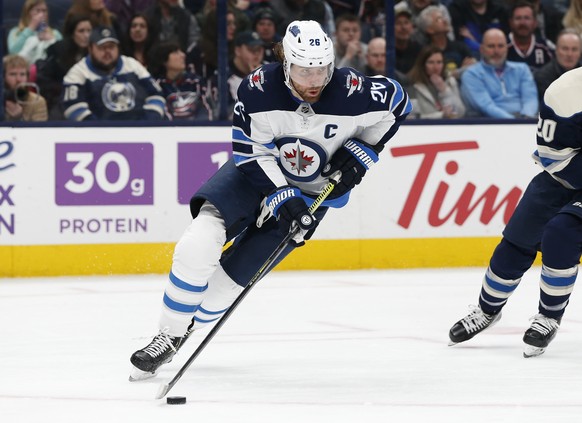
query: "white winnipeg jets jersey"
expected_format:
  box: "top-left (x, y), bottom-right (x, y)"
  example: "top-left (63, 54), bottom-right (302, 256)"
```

top-left (232, 62), bottom-right (411, 197)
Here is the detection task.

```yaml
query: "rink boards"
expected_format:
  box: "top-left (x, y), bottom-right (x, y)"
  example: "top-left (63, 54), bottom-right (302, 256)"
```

top-left (0, 123), bottom-right (541, 276)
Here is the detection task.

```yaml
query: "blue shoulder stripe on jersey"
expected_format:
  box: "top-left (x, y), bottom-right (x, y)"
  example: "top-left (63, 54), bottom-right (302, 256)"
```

top-left (232, 128), bottom-right (278, 150)
top-left (169, 271), bottom-right (208, 292)
top-left (163, 293), bottom-right (199, 313)
top-left (233, 127), bottom-right (251, 141)
top-left (533, 150), bottom-right (558, 167)
top-left (387, 78), bottom-right (412, 115)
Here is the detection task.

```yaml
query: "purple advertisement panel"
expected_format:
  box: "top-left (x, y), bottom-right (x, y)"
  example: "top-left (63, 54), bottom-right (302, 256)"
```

top-left (55, 143), bottom-right (154, 206)
top-left (178, 142), bottom-right (232, 204)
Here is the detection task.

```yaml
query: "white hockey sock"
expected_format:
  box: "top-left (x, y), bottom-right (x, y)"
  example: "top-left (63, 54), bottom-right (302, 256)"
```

top-left (192, 264), bottom-right (243, 330)
top-left (159, 202), bottom-right (226, 336)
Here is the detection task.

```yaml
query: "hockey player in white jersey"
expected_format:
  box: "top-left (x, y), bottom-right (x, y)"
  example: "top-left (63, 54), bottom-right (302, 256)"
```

top-left (129, 20), bottom-right (411, 380)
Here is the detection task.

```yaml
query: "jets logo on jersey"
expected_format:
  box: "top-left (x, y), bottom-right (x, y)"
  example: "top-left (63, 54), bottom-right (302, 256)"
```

top-left (277, 137), bottom-right (326, 182)
top-left (284, 142), bottom-right (315, 175)
top-left (102, 80), bottom-right (136, 112)
top-left (248, 68), bottom-right (265, 92)
top-left (346, 70), bottom-right (364, 97)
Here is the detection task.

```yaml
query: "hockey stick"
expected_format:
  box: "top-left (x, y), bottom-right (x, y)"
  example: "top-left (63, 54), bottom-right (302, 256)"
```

top-left (156, 173), bottom-right (341, 399)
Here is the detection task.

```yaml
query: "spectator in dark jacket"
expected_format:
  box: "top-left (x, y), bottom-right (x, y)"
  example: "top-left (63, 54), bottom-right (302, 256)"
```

top-left (149, 41), bottom-right (213, 121)
top-left (449, 0), bottom-right (509, 55)
top-left (35, 14), bottom-right (92, 119)
top-left (145, 0), bottom-right (200, 52)
top-left (534, 28), bottom-right (582, 103)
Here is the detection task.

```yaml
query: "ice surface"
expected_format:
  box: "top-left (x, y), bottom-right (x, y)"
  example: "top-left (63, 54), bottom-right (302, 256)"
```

top-left (1, 268), bottom-right (581, 422)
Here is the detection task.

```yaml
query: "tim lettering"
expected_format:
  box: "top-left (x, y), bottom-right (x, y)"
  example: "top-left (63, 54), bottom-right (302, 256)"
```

top-left (392, 142), bottom-right (522, 228)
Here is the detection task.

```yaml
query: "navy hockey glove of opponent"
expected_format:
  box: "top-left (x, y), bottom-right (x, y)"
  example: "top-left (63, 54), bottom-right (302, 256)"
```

top-left (321, 139), bottom-right (379, 199)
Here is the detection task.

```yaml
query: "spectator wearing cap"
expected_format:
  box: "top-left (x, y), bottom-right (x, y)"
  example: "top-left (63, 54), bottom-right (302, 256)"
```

top-left (252, 8), bottom-right (281, 63)
top-left (62, 26), bottom-right (166, 121)
top-left (394, 4), bottom-right (423, 76)
top-left (226, 30), bottom-right (265, 118)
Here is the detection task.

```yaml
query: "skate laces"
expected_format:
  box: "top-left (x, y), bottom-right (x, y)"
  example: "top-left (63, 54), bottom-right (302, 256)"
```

top-left (529, 314), bottom-right (559, 335)
top-left (142, 330), bottom-right (178, 358)
top-left (461, 305), bottom-right (494, 334)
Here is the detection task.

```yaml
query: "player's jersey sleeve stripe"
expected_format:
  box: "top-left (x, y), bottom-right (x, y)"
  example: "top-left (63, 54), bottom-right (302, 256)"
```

top-left (386, 78), bottom-right (412, 115)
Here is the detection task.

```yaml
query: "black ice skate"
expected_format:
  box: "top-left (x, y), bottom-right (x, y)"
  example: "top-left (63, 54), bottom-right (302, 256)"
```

top-left (448, 305), bottom-right (502, 345)
top-left (523, 314), bottom-right (561, 358)
top-left (129, 329), bottom-right (192, 381)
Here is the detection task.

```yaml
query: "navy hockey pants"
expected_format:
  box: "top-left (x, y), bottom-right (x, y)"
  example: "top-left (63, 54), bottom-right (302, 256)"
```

top-left (190, 159), bottom-right (328, 287)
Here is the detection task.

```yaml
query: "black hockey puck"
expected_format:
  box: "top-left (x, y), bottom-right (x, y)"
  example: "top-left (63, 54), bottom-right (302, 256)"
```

top-left (166, 396), bottom-right (187, 405)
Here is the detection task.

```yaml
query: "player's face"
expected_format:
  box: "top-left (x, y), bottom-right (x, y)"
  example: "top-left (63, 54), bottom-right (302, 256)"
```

top-left (73, 20), bottom-right (92, 49)
top-left (556, 34), bottom-right (582, 70)
top-left (425, 53), bottom-right (444, 76)
top-left (480, 31), bottom-right (508, 68)
top-left (4, 66), bottom-right (28, 89)
top-left (289, 64), bottom-right (328, 103)
top-left (89, 42), bottom-right (120, 70)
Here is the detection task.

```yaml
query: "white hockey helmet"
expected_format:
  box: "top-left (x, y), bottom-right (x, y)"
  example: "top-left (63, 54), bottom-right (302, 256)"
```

top-left (282, 20), bottom-right (335, 90)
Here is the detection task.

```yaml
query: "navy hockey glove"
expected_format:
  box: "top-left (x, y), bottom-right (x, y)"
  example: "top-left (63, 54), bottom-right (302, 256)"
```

top-left (263, 186), bottom-right (317, 236)
top-left (321, 139), bottom-right (379, 199)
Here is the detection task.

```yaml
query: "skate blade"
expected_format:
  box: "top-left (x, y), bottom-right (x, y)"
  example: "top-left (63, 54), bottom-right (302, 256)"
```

top-left (129, 366), bottom-right (158, 382)
top-left (448, 340), bottom-right (458, 346)
top-left (523, 345), bottom-right (546, 358)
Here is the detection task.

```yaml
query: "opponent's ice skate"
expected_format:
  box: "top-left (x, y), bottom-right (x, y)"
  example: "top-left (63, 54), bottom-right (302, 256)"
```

top-left (448, 305), bottom-right (502, 345)
top-left (129, 329), bottom-right (192, 381)
top-left (523, 314), bottom-right (560, 358)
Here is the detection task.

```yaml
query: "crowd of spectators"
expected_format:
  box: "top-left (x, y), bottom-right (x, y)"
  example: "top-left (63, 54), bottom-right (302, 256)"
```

top-left (2, 0), bottom-right (582, 122)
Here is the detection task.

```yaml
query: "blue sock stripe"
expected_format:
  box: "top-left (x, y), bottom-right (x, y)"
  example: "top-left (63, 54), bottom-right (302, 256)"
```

top-left (163, 293), bottom-right (199, 313)
top-left (169, 271), bottom-right (208, 293)
top-left (194, 316), bottom-right (221, 324)
top-left (484, 275), bottom-right (519, 293)
top-left (540, 273), bottom-right (577, 288)
top-left (197, 305), bottom-right (229, 316)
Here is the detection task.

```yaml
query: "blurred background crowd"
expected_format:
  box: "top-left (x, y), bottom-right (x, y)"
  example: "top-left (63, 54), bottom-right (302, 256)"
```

top-left (1, 0), bottom-right (580, 122)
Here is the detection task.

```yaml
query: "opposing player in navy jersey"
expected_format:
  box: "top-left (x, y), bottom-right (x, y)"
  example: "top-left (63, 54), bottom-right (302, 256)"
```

top-left (129, 20), bottom-right (411, 380)
top-left (449, 67), bottom-right (582, 358)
